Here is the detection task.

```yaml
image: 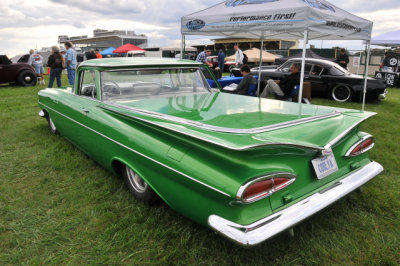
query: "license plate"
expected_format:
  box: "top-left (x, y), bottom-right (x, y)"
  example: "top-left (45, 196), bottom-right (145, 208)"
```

top-left (311, 149), bottom-right (339, 179)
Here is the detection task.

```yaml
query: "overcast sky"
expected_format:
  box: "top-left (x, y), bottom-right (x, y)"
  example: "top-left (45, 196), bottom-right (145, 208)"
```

top-left (1, 0), bottom-right (399, 57)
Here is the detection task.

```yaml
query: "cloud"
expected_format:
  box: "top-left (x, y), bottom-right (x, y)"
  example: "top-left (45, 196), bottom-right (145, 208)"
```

top-left (1, 0), bottom-right (399, 57)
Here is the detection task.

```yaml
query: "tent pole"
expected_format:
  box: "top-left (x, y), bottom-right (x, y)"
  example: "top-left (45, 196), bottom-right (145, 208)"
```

top-left (298, 30), bottom-right (308, 116)
top-left (181, 34), bottom-right (185, 59)
top-left (362, 40), bottom-right (371, 112)
top-left (257, 31), bottom-right (264, 97)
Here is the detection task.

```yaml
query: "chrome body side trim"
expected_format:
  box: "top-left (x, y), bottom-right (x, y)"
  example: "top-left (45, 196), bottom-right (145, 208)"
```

top-left (38, 102), bottom-right (231, 197)
top-left (101, 105), bottom-right (327, 151)
top-left (208, 161), bottom-right (383, 246)
top-left (344, 134), bottom-right (374, 157)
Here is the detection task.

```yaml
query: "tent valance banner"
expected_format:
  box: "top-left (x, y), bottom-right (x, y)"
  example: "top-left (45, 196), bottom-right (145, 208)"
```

top-left (182, 0), bottom-right (373, 40)
top-left (113, 43), bottom-right (144, 54)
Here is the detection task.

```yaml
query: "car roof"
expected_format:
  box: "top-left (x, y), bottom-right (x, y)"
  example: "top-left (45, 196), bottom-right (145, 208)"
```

top-left (79, 57), bottom-right (202, 68)
top-left (287, 58), bottom-right (336, 67)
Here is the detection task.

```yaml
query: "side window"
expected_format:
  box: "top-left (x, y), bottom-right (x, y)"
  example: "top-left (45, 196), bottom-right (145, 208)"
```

top-left (79, 70), bottom-right (97, 98)
top-left (311, 65), bottom-right (324, 76)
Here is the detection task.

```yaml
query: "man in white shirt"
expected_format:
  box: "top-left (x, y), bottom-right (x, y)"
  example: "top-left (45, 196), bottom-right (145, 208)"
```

top-left (234, 44), bottom-right (244, 67)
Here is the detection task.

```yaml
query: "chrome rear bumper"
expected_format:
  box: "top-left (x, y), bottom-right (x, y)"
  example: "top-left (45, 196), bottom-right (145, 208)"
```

top-left (208, 161), bottom-right (383, 246)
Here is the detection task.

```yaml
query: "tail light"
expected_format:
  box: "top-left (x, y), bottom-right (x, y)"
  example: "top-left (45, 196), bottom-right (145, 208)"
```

top-left (237, 173), bottom-right (296, 203)
top-left (345, 135), bottom-right (374, 157)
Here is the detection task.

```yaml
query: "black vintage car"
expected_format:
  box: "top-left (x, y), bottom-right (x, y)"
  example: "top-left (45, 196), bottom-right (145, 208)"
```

top-left (0, 55), bottom-right (37, 86)
top-left (251, 58), bottom-right (387, 102)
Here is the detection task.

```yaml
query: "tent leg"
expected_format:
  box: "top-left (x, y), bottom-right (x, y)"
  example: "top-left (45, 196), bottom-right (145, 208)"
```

top-left (298, 30), bottom-right (308, 116)
top-left (257, 32), bottom-right (264, 97)
top-left (362, 40), bottom-right (371, 112)
top-left (181, 35), bottom-right (185, 60)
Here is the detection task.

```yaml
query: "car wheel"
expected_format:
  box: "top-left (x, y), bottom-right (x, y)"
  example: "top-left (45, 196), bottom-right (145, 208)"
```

top-left (17, 70), bottom-right (37, 86)
top-left (46, 115), bottom-right (58, 134)
top-left (331, 85), bottom-right (353, 102)
top-left (123, 165), bottom-right (158, 204)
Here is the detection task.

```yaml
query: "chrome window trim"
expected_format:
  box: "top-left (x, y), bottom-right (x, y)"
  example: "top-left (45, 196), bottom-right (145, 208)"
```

top-left (345, 134), bottom-right (374, 157)
top-left (107, 102), bottom-right (342, 135)
top-left (236, 172), bottom-right (297, 204)
top-left (38, 102), bottom-right (231, 198)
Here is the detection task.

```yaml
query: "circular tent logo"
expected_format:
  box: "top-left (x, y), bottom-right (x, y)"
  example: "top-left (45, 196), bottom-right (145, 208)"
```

top-left (303, 0), bottom-right (335, 12)
top-left (225, 0), bottom-right (279, 7)
top-left (186, 19), bottom-right (206, 31)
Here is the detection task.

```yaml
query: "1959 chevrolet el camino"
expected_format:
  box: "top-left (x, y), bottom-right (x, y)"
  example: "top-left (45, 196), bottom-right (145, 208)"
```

top-left (38, 58), bottom-right (383, 246)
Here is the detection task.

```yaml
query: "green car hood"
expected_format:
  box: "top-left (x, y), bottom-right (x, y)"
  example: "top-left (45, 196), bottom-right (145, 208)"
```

top-left (101, 92), bottom-right (375, 151)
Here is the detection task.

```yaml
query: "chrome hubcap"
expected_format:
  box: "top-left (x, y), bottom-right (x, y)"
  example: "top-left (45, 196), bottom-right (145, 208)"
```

top-left (25, 76), bottom-right (32, 82)
top-left (126, 167), bottom-right (147, 193)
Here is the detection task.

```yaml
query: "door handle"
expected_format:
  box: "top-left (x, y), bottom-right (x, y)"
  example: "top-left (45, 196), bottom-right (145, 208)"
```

top-left (52, 99), bottom-right (58, 104)
top-left (82, 108), bottom-right (89, 114)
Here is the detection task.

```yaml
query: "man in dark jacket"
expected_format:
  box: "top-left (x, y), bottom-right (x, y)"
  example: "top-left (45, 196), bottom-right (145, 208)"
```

top-left (259, 63), bottom-right (300, 98)
top-left (336, 48), bottom-right (349, 69)
top-left (235, 65), bottom-right (257, 95)
top-left (87, 49), bottom-right (97, 60)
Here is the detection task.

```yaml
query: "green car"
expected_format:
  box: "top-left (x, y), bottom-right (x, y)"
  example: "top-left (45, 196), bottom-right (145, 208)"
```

top-left (38, 58), bottom-right (383, 246)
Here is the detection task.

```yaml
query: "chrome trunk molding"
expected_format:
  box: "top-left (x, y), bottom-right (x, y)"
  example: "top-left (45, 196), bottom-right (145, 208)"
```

top-left (208, 161), bottom-right (383, 246)
top-left (106, 102), bottom-right (342, 134)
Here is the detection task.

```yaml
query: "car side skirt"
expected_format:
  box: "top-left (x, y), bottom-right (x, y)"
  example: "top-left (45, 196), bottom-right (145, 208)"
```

top-left (208, 161), bottom-right (383, 246)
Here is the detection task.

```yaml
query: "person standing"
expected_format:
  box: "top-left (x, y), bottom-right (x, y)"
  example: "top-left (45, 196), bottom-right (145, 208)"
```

top-left (95, 49), bottom-right (103, 59)
top-left (336, 48), bottom-right (349, 69)
top-left (64, 42), bottom-right (77, 87)
top-left (47, 46), bottom-right (63, 88)
top-left (87, 49), bottom-right (97, 60)
top-left (218, 49), bottom-right (225, 71)
top-left (380, 52), bottom-right (392, 72)
top-left (234, 44), bottom-right (244, 68)
top-left (28, 49), bottom-right (45, 85)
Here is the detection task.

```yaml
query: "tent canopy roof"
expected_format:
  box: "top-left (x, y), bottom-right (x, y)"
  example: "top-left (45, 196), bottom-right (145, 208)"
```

top-left (226, 47), bottom-right (278, 62)
top-left (371, 30), bottom-right (400, 47)
top-left (182, 0), bottom-right (373, 40)
top-left (275, 49), bottom-right (334, 64)
top-left (113, 43), bottom-right (144, 54)
top-left (100, 47), bottom-right (117, 56)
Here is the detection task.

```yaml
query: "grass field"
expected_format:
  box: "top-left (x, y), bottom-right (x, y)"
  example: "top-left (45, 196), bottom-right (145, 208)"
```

top-left (0, 74), bottom-right (399, 264)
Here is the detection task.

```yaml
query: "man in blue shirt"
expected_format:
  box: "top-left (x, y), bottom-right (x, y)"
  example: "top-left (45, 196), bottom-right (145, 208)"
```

top-left (64, 42), bottom-right (77, 87)
top-left (218, 50), bottom-right (225, 71)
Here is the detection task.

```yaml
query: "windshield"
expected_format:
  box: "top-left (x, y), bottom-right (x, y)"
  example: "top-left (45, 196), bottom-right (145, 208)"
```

top-left (100, 68), bottom-right (211, 101)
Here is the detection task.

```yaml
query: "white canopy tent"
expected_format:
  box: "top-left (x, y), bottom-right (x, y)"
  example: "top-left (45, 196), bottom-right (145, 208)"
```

top-left (181, 0), bottom-right (373, 112)
top-left (371, 30), bottom-right (400, 47)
